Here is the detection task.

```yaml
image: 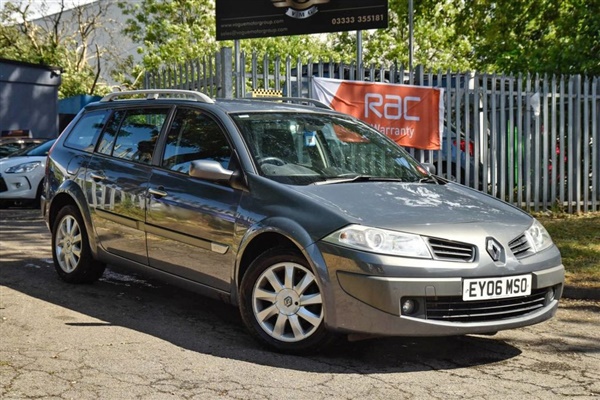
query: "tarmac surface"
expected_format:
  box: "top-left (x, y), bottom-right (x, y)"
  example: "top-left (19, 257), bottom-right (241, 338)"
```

top-left (1, 207), bottom-right (599, 399)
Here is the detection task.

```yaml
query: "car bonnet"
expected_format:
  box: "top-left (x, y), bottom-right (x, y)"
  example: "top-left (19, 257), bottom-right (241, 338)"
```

top-left (293, 181), bottom-right (532, 235)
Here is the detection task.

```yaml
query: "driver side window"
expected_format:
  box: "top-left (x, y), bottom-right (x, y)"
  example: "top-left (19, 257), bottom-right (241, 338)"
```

top-left (161, 108), bottom-right (232, 174)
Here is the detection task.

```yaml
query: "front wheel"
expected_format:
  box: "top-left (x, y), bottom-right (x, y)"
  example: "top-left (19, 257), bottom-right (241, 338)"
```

top-left (239, 247), bottom-right (335, 353)
top-left (52, 205), bottom-right (105, 283)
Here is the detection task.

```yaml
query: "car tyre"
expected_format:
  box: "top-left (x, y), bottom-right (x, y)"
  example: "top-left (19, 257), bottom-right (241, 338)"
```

top-left (239, 247), bottom-right (335, 354)
top-left (32, 179), bottom-right (44, 208)
top-left (52, 205), bottom-right (105, 283)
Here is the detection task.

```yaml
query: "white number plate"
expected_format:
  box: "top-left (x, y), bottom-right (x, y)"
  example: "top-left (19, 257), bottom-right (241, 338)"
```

top-left (463, 274), bottom-right (532, 301)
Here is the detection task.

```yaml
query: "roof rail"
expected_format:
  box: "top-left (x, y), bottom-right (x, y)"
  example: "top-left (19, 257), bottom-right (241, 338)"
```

top-left (243, 96), bottom-right (332, 110)
top-left (100, 89), bottom-right (214, 104)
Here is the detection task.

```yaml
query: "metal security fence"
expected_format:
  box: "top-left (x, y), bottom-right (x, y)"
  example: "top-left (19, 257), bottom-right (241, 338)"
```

top-left (143, 49), bottom-right (232, 99)
top-left (145, 48), bottom-right (600, 213)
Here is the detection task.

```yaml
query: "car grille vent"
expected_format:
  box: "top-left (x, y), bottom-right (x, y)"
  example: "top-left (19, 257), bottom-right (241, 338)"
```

top-left (0, 177), bottom-right (7, 193)
top-left (427, 238), bottom-right (475, 262)
top-left (509, 234), bottom-right (532, 258)
top-left (425, 289), bottom-right (547, 322)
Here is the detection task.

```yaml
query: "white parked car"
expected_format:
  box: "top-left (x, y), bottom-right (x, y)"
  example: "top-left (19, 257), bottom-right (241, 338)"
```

top-left (0, 139), bottom-right (55, 208)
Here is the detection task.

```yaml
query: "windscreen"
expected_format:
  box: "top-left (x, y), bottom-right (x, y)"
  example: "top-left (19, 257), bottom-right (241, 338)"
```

top-left (232, 112), bottom-right (428, 185)
top-left (10, 139), bottom-right (55, 157)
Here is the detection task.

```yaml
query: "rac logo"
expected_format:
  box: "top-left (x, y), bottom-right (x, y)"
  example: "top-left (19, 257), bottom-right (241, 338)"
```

top-left (365, 93), bottom-right (421, 121)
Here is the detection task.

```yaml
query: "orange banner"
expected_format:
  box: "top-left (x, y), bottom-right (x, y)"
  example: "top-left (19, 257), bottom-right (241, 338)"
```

top-left (312, 78), bottom-right (444, 150)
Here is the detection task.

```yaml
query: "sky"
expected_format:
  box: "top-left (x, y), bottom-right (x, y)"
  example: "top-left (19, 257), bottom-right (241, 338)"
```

top-left (1, 0), bottom-right (98, 20)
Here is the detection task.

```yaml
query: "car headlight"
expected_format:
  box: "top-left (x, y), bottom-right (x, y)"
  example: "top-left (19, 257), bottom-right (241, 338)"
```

top-left (323, 224), bottom-right (432, 258)
top-left (525, 219), bottom-right (553, 253)
top-left (5, 161), bottom-right (42, 174)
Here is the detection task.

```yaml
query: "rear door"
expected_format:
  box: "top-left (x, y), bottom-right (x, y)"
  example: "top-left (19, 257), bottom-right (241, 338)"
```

top-left (86, 107), bottom-right (171, 264)
top-left (146, 107), bottom-right (242, 291)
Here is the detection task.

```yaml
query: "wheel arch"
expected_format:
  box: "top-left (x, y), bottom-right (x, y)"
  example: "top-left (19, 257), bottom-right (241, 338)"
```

top-left (48, 181), bottom-right (100, 258)
top-left (233, 217), bottom-right (327, 306)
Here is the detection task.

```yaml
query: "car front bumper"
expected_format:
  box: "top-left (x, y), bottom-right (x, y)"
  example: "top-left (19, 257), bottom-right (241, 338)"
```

top-left (313, 242), bottom-right (564, 337)
top-left (0, 173), bottom-right (37, 200)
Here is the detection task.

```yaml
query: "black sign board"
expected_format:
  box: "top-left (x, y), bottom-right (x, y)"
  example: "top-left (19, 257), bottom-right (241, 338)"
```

top-left (216, 0), bottom-right (388, 40)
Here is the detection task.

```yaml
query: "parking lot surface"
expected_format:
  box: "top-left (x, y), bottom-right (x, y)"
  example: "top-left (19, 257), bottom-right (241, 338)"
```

top-left (1, 208), bottom-right (599, 399)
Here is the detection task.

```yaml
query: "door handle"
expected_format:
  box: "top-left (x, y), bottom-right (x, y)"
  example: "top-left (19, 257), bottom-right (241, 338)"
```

top-left (90, 172), bottom-right (106, 181)
top-left (148, 187), bottom-right (168, 198)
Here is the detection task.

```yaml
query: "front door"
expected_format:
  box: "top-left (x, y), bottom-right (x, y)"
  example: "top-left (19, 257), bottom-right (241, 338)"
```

top-left (146, 107), bottom-right (241, 291)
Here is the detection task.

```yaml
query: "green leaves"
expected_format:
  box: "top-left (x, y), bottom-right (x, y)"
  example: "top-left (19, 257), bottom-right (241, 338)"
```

top-left (0, 0), bottom-right (113, 98)
top-left (2, 0), bottom-right (597, 97)
top-left (119, 0), bottom-right (218, 71)
top-left (457, 0), bottom-right (600, 74)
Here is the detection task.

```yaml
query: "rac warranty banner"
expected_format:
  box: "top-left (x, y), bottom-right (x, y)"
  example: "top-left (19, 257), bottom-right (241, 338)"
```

top-left (312, 77), bottom-right (444, 150)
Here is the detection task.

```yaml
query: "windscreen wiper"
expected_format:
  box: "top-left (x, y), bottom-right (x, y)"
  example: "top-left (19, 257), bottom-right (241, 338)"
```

top-left (314, 175), bottom-right (407, 185)
top-left (418, 175), bottom-right (441, 184)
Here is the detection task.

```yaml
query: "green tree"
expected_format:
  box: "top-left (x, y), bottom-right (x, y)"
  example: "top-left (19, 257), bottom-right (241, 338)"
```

top-left (118, 0), bottom-right (336, 72)
top-left (0, 0), bottom-right (115, 97)
top-left (328, 0), bottom-right (473, 72)
top-left (117, 0), bottom-right (600, 81)
top-left (118, 0), bottom-right (217, 71)
top-left (457, 0), bottom-right (600, 74)
top-left (118, 0), bottom-right (476, 76)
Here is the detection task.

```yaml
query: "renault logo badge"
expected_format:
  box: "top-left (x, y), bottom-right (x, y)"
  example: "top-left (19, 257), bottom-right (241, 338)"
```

top-left (486, 238), bottom-right (504, 262)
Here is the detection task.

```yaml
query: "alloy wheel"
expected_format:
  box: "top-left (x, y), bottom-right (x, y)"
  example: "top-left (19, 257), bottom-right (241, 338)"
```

top-left (55, 215), bottom-right (82, 273)
top-left (252, 261), bottom-right (324, 343)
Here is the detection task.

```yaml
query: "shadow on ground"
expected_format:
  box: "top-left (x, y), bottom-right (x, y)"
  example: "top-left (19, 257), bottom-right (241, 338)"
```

top-left (1, 207), bottom-right (524, 373)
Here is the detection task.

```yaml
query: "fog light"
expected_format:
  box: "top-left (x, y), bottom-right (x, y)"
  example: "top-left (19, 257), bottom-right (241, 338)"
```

top-left (544, 287), bottom-right (556, 304)
top-left (401, 299), bottom-right (416, 315)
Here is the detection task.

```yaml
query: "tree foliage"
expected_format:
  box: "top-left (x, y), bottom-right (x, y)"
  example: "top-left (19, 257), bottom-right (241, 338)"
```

top-left (2, 0), bottom-right (598, 98)
top-left (117, 0), bottom-right (478, 76)
top-left (117, 0), bottom-right (334, 70)
top-left (0, 0), bottom-right (117, 97)
top-left (456, 0), bottom-right (600, 75)
top-left (118, 0), bottom-right (217, 71)
top-left (327, 0), bottom-right (473, 71)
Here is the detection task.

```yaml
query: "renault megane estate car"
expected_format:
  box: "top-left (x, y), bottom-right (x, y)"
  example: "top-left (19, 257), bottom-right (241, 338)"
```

top-left (43, 89), bottom-right (564, 353)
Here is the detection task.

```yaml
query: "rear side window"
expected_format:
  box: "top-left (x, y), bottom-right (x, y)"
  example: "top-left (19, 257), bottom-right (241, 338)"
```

top-left (64, 110), bottom-right (110, 152)
top-left (97, 108), bottom-right (170, 164)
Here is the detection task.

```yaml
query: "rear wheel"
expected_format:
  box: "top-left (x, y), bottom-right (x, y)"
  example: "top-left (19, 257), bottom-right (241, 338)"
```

top-left (52, 205), bottom-right (105, 283)
top-left (239, 247), bottom-right (335, 353)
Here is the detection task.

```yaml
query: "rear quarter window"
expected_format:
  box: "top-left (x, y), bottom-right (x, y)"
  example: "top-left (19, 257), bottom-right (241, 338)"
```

top-left (64, 110), bottom-right (111, 152)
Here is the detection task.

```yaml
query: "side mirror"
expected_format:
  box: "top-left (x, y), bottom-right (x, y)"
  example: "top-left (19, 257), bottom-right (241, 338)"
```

top-left (189, 159), bottom-right (248, 191)
top-left (421, 163), bottom-right (436, 175)
top-left (189, 160), bottom-right (233, 181)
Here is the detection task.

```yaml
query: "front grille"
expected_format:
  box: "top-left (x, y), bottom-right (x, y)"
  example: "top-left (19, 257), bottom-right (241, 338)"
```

top-left (428, 238), bottom-right (475, 262)
top-left (509, 234), bottom-right (532, 258)
top-left (0, 176), bottom-right (7, 192)
top-left (425, 288), bottom-right (547, 322)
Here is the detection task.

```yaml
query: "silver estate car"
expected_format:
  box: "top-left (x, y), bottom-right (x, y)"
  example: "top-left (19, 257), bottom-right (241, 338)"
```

top-left (43, 90), bottom-right (564, 353)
